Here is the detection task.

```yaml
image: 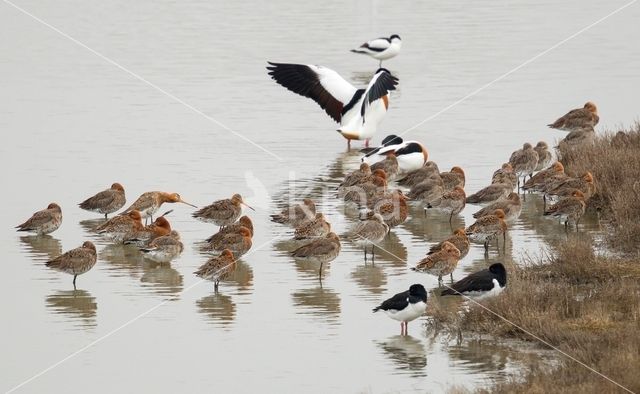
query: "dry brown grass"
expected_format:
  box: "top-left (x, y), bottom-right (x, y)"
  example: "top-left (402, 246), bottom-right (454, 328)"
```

top-left (434, 238), bottom-right (640, 393)
top-left (557, 123), bottom-right (640, 254)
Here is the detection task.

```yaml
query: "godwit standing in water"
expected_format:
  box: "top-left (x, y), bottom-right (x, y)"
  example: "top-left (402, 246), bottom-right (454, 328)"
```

top-left (426, 186), bottom-right (466, 223)
top-left (491, 163), bottom-right (518, 190)
top-left (123, 216), bottom-right (172, 247)
top-left (205, 216), bottom-right (254, 243)
top-left (397, 161), bottom-right (440, 187)
top-left (140, 231), bottom-right (183, 263)
top-left (509, 143), bottom-right (538, 189)
top-left (369, 189), bottom-right (409, 228)
top-left (441, 263), bottom-right (507, 299)
top-left (548, 102), bottom-right (599, 131)
top-left (466, 183), bottom-right (512, 206)
top-left (412, 241), bottom-right (461, 285)
top-left (407, 176), bottom-right (444, 205)
top-left (534, 142), bottom-right (553, 171)
top-left (16, 203), bottom-right (62, 235)
top-left (203, 227), bottom-right (253, 257)
top-left (123, 191), bottom-right (196, 223)
top-left (349, 213), bottom-right (389, 262)
top-left (193, 194), bottom-right (255, 230)
top-left (45, 241), bottom-right (97, 289)
top-left (290, 232), bottom-right (341, 277)
top-left (79, 183), bottom-right (126, 218)
top-left (544, 190), bottom-right (586, 230)
top-left (373, 284), bottom-right (427, 336)
top-left (294, 213), bottom-right (331, 240)
top-left (351, 34), bottom-right (402, 67)
top-left (428, 228), bottom-right (470, 259)
top-left (95, 210), bottom-right (144, 243)
top-left (194, 249), bottom-right (237, 292)
top-left (523, 162), bottom-right (565, 193)
top-left (340, 163), bottom-right (372, 189)
top-left (270, 199), bottom-right (316, 228)
top-left (267, 63), bottom-right (398, 148)
top-left (370, 153), bottom-right (399, 180)
top-left (465, 209), bottom-right (507, 252)
top-left (546, 172), bottom-right (595, 200)
top-left (440, 167), bottom-right (466, 191)
top-left (472, 192), bottom-right (522, 223)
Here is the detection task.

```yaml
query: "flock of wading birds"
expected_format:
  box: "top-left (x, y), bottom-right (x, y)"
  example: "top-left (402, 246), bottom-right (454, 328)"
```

top-left (15, 101), bottom-right (598, 333)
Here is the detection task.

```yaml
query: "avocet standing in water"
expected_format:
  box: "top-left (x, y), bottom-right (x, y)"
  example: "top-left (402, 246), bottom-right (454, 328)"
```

top-left (361, 134), bottom-right (428, 173)
top-left (351, 35), bottom-right (402, 67)
top-left (267, 62), bottom-right (398, 149)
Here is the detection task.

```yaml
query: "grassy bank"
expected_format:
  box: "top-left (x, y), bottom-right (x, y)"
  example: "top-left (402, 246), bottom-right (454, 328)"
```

top-left (432, 126), bottom-right (640, 393)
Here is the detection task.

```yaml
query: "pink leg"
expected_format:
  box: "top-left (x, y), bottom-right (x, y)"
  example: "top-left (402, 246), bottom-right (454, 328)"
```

top-left (347, 139), bottom-right (351, 150)
top-left (365, 139), bottom-right (370, 148)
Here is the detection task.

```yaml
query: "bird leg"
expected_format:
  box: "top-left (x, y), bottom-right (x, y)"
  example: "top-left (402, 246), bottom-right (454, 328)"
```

top-left (364, 247), bottom-right (367, 263)
top-left (450, 272), bottom-right (454, 282)
top-left (73, 275), bottom-right (77, 290)
top-left (347, 139), bottom-right (351, 150)
top-left (214, 280), bottom-right (219, 293)
top-left (372, 245), bottom-right (375, 264)
top-left (365, 139), bottom-right (370, 148)
top-left (104, 213), bottom-right (108, 219)
top-left (449, 212), bottom-right (454, 224)
top-left (318, 262), bottom-right (323, 279)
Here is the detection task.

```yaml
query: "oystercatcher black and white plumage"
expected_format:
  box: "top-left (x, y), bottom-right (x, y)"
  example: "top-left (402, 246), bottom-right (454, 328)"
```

top-left (266, 62), bottom-right (398, 149)
top-left (440, 263), bottom-right (507, 299)
top-left (373, 284), bottom-right (427, 335)
top-left (351, 34), bottom-right (402, 67)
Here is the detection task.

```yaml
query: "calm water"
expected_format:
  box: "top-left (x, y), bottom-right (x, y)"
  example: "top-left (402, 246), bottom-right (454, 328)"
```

top-left (1, 0), bottom-right (639, 392)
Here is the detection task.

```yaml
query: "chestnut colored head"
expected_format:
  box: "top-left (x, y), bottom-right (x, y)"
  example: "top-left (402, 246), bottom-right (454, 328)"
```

top-left (359, 162), bottom-right (371, 174)
top-left (165, 193), bottom-right (197, 208)
top-left (441, 241), bottom-right (461, 258)
top-left (535, 141), bottom-right (548, 149)
top-left (582, 172), bottom-right (594, 183)
top-left (238, 227), bottom-right (252, 238)
top-left (372, 169), bottom-right (387, 180)
top-left (153, 216), bottom-right (171, 230)
top-left (572, 190), bottom-right (586, 199)
top-left (128, 210), bottom-right (142, 221)
top-left (453, 228), bottom-right (466, 237)
top-left (493, 209), bottom-right (506, 220)
top-left (507, 192), bottom-right (520, 202)
top-left (239, 216), bottom-right (254, 233)
top-left (47, 203), bottom-right (62, 211)
top-left (451, 167), bottom-right (465, 177)
top-left (501, 163), bottom-right (513, 171)
top-left (552, 162), bottom-right (564, 172)
top-left (584, 101), bottom-right (597, 114)
top-left (220, 249), bottom-right (235, 259)
top-left (111, 183), bottom-right (125, 192)
top-left (326, 232), bottom-right (340, 243)
top-left (453, 186), bottom-right (465, 194)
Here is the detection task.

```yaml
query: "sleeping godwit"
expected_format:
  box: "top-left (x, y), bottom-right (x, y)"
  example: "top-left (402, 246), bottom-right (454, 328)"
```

top-left (140, 231), bottom-right (183, 263)
top-left (426, 186), bottom-right (466, 223)
top-left (407, 176), bottom-right (445, 204)
top-left (267, 63), bottom-right (398, 148)
top-left (466, 183), bottom-right (512, 205)
top-left (123, 216), bottom-right (172, 247)
top-left (472, 192), bottom-right (521, 223)
top-left (194, 249), bottom-right (237, 292)
top-left (369, 189), bottom-right (409, 228)
top-left (548, 102), bottom-right (599, 131)
top-left (491, 163), bottom-right (518, 190)
top-left (45, 241), bottom-right (97, 289)
top-left (270, 199), bottom-right (316, 228)
top-left (123, 191), bottom-right (196, 222)
top-left (290, 232), bottom-right (341, 277)
top-left (349, 213), bottom-right (389, 262)
top-left (397, 161), bottom-right (440, 187)
top-left (544, 190), bottom-right (586, 230)
top-left (465, 209), bottom-right (507, 251)
top-left (79, 183), bottom-right (126, 218)
top-left (441, 263), bottom-right (507, 299)
top-left (509, 143), bottom-right (539, 189)
top-left (193, 194), bottom-right (255, 229)
top-left (95, 210), bottom-right (144, 242)
top-left (203, 227), bottom-right (253, 257)
top-left (373, 284), bottom-right (427, 336)
top-left (440, 167), bottom-right (466, 191)
top-left (534, 142), bottom-right (553, 171)
top-left (351, 35), bottom-right (402, 67)
top-left (294, 213), bottom-right (331, 240)
top-left (340, 163), bottom-right (372, 188)
top-left (16, 203), bottom-right (62, 235)
top-left (546, 172), bottom-right (595, 200)
top-left (412, 241), bottom-right (461, 285)
top-left (370, 153), bottom-right (399, 180)
top-left (205, 216), bottom-right (254, 243)
top-left (428, 228), bottom-right (470, 259)
top-left (523, 162), bottom-right (565, 192)
top-left (559, 126), bottom-right (596, 147)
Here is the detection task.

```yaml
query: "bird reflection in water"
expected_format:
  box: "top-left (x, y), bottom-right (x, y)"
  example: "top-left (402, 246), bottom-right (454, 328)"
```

top-left (46, 289), bottom-right (97, 329)
top-left (375, 335), bottom-right (427, 377)
top-left (291, 285), bottom-right (341, 324)
top-left (447, 340), bottom-right (511, 374)
top-left (350, 263), bottom-right (387, 295)
top-left (99, 244), bottom-right (146, 278)
top-left (196, 293), bottom-right (236, 327)
top-left (140, 261), bottom-right (183, 296)
top-left (79, 218), bottom-right (108, 235)
top-left (20, 235), bottom-right (62, 261)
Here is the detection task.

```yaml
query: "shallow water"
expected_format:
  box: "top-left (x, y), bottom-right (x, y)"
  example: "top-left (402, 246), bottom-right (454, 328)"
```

top-left (1, 0), bottom-right (639, 392)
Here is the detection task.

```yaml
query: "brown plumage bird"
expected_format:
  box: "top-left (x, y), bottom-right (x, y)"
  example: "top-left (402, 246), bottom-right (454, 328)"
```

top-left (270, 199), bottom-right (316, 228)
top-left (194, 249), bottom-right (237, 292)
top-left (533, 142), bottom-right (553, 171)
top-left (203, 227), bottom-right (253, 257)
top-left (16, 203), bottom-right (63, 235)
top-left (79, 183), bottom-right (126, 218)
top-left (45, 241), bottom-right (97, 289)
top-left (370, 153), bottom-right (399, 180)
top-left (123, 216), bottom-right (172, 247)
top-left (294, 213), bottom-right (331, 240)
top-left (509, 143), bottom-right (538, 188)
top-left (491, 163), bottom-right (518, 189)
top-left (407, 176), bottom-right (444, 203)
top-left (412, 241), bottom-right (461, 285)
top-left (548, 102), bottom-right (599, 131)
top-left (140, 231), bottom-right (183, 263)
top-left (523, 162), bottom-right (565, 192)
top-left (193, 194), bottom-right (255, 229)
top-left (349, 213), bottom-right (389, 262)
top-left (428, 228), bottom-right (470, 259)
top-left (205, 216), bottom-right (254, 243)
top-left (544, 190), bottom-right (586, 230)
top-left (340, 162), bottom-right (372, 188)
top-left (95, 210), bottom-right (144, 242)
top-left (440, 166), bottom-right (465, 191)
top-left (369, 189), bottom-right (409, 228)
top-left (546, 172), bottom-right (595, 200)
top-left (465, 209), bottom-right (507, 251)
top-left (426, 186), bottom-right (466, 223)
top-left (123, 191), bottom-right (196, 223)
top-left (472, 192), bottom-right (521, 223)
top-left (466, 183), bottom-right (512, 205)
top-left (291, 232), bottom-right (341, 277)
top-left (397, 161), bottom-right (440, 187)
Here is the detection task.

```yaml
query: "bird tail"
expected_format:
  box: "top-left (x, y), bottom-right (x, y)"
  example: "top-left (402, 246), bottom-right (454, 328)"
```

top-left (351, 49), bottom-right (367, 54)
top-left (372, 306), bottom-right (381, 312)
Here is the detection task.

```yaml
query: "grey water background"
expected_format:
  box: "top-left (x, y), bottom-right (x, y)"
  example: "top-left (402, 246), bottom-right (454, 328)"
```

top-left (1, 0), bottom-right (639, 392)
